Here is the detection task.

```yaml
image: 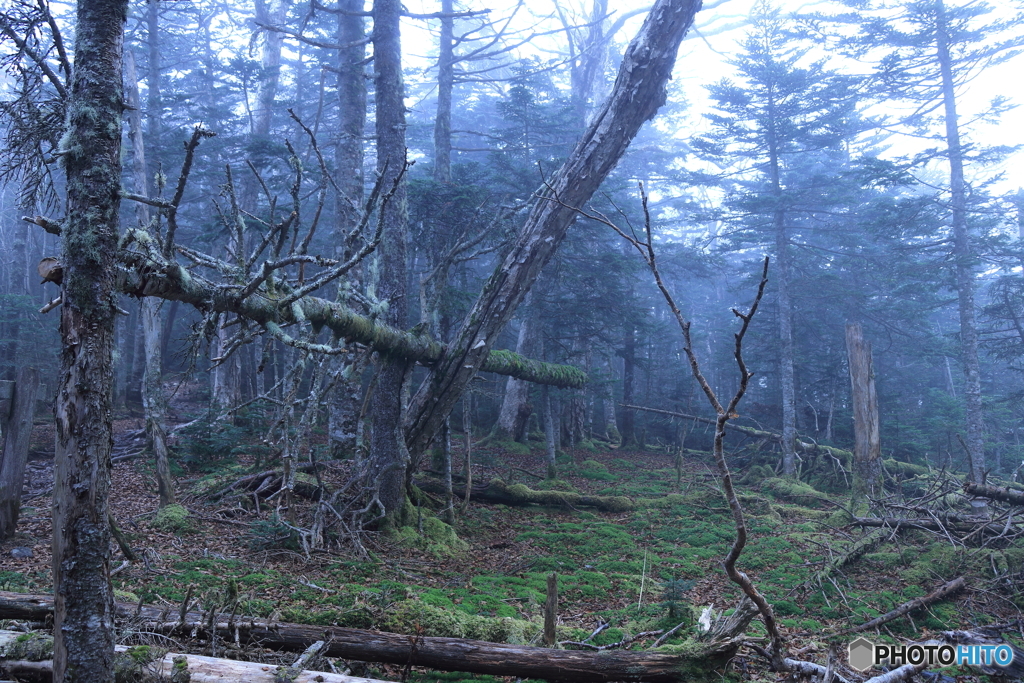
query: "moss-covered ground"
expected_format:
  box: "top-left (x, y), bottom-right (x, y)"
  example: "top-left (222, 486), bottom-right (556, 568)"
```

top-left (1, 424), bottom-right (1021, 682)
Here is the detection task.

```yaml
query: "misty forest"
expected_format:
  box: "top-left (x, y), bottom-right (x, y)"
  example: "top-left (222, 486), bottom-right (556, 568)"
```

top-left (0, 0), bottom-right (1023, 680)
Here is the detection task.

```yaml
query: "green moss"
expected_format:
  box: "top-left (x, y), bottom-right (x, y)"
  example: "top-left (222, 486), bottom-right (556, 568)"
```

top-left (578, 459), bottom-right (617, 481)
top-left (393, 512), bottom-right (469, 557)
top-left (114, 589), bottom-right (140, 603)
top-left (152, 503), bottom-right (192, 533)
top-left (760, 478), bottom-right (825, 505)
top-left (114, 645), bottom-right (169, 683)
top-left (0, 632), bottom-right (53, 661)
top-left (383, 600), bottom-right (540, 643)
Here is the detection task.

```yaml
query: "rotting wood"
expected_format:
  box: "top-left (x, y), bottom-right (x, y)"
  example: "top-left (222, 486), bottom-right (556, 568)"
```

top-left (831, 577), bottom-right (966, 637)
top-left (0, 630), bottom-right (388, 683)
top-left (0, 592), bottom-right (739, 683)
top-left (415, 476), bottom-right (634, 512)
top-left (965, 481), bottom-right (1024, 506)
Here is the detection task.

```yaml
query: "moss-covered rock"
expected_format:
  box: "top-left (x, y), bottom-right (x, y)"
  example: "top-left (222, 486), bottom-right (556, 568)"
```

top-left (114, 644), bottom-right (169, 683)
top-left (0, 632), bottom-right (54, 661)
top-left (152, 503), bottom-right (192, 533)
top-left (393, 509), bottom-right (469, 558)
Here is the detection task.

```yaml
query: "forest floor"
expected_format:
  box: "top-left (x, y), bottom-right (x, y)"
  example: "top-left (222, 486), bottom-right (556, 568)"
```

top-left (1, 387), bottom-right (1022, 682)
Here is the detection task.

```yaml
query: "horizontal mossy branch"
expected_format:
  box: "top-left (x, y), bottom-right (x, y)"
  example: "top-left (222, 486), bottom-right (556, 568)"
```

top-left (415, 476), bottom-right (635, 512)
top-left (110, 252), bottom-right (586, 388)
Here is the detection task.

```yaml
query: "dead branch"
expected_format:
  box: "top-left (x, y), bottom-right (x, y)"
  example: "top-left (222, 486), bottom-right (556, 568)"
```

top-left (832, 577), bottom-right (966, 637)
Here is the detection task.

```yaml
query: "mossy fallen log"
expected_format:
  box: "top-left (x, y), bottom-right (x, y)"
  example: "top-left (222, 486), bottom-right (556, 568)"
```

top-left (415, 476), bottom-right (634, 513)
top-left (0, 592), bottom-right (739, 682)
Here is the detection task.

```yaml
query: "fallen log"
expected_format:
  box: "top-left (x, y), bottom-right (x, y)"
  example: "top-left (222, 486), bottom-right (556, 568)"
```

top-left (850, 516), bottom-right (1006, 535)
top-left (811, 529), bottom-right (887, 586)
top-left (620, 404), bottom-right (852, 463)
top-left (416, 477), bottom-right (634, 513)
top-left (832, 577), bottom-right (966, 637)
top-left (965, 482), bottom-right (1024, 506)
top-left (0, 592), bottom-right (735, 682)
top-left (0, 630), bottom-right (388, 683)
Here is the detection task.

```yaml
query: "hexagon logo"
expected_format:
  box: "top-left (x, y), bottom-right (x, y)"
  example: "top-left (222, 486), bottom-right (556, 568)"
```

top-left (848, 638), bottom-right (875, 672)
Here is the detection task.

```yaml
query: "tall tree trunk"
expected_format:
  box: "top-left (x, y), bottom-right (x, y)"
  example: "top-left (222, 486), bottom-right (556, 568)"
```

top-left (0, 367), bottom-right (40, 540)
top-left (367, 0), bottom-right (411, 520)
top-left (845, 322), bottom-right (881, 499)
top-left (52, 0), bottom-right (127, 679)
top-left (404, 0), bottom-right (701, 459)
top-left (936, 0), bottom-right (984, 484)
top-left (433, 0), bottom-right (454, 183)
top-left (327, 0), bottom-right (367, 459)
top-left (602, 357), bottom-right (620, 443)
top-left (620, 327), bottom-right (636, 447)
top-left (126, 50), bottom-right (175, 507)
top-left (252, 0), bottom-right (289, 137)
top-left (543, 386), bottom-right (557, 479)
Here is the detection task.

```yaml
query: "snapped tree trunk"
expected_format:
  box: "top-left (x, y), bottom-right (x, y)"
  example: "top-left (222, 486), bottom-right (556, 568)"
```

top-left (52, 0), bottom-right (128, 679)
top-left (404, 0), bottom-right (703, 460)
top-left (845, 322), bottom-right (881, 499)
top-left (0, 368), bottom-right (40, 540)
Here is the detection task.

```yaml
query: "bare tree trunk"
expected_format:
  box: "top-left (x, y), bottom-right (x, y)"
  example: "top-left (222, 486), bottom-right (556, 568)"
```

top-left (0, 368), bottom-right (39, 540)
top-left (327, 0), bottom-right (367, 459)
top-left (602, 357), bottom-right (620, 443)
top-left (845, 322), bottom-right (881, 499)
top-left (543, 386), bottom-right (557, 479)
top-left (620, 328), bottom-right (636, 447)
top-left (404, 0), bottom-right (702, 460)
top-left (52, 0), bottom-right (127, 679)
top-left (495, 311), bottom-right (537, 442)
top-left (367, 0), bottom-right (411, 521)
top-left (937, 0), bottom-right (984, 485)
top-left (126, 50), bottom-right (174, 508)
top-left (433, 0), bottom-right (454, 183)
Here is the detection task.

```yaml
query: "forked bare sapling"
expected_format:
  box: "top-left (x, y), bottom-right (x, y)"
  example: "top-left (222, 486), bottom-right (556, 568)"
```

top-left (572, 182), bottom-right (788, 669)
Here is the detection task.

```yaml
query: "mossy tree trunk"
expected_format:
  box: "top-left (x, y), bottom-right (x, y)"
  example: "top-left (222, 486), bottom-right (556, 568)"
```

top-left (52, 0), bottom-right (128, 679)
top-left (495, 308), bottom-right (537, 442)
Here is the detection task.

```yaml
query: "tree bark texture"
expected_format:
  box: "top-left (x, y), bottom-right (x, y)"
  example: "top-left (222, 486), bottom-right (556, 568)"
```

top-left (936, 0), bottom-right (985, 483)
top-left (327, 0), bottom-right (368, 459)
top-left (52, 0), bottom-right (127, 679)
top-left (0, 593), bottom-right (731, 683)
top-left (126, 49), bottom-right (175, 508)
top-left (845, 322), bottom-right (881, 497)
top-left (368, 0), bottom-right (411, 519)
top-left (404, 0), bottom-right (702, 460)
top-left (0, 368), bottom-right (39, 540)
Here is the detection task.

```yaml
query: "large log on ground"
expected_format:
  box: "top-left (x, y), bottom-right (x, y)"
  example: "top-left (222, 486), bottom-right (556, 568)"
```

top-left (965, 482), bottom-right (1024, 506)
top-left (0, 630), bottom-right (388, 683)
top-left (416, 477), bottom-right (635, 512)
top-left (0, 592), bottom-right (734, 682)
